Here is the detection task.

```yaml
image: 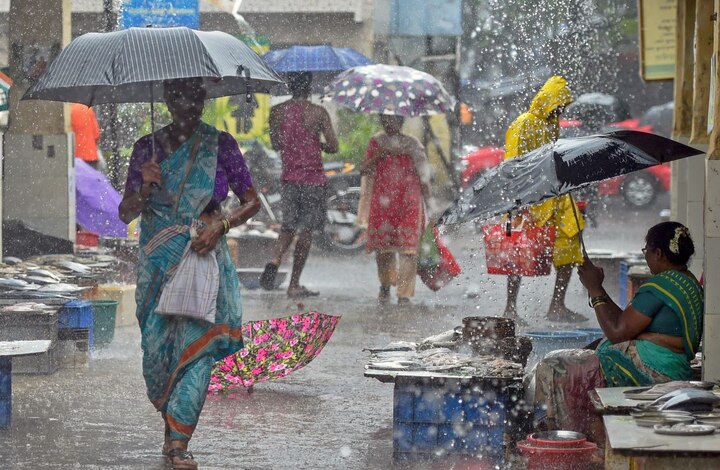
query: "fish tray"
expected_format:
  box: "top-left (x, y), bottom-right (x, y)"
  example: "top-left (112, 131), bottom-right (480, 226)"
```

top-left (0, 309), bottom-right (58, 342)
top-left (392, 375), bottom-right (522, 463)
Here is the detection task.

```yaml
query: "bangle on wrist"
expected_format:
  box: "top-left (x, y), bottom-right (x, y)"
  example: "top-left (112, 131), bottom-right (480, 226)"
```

top-left (221, 218), bottom-right (230, 234)
top-left (590, 294), bottom-right (610, 308)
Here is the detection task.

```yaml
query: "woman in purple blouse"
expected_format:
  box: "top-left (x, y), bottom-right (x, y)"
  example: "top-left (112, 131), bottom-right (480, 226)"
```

top-left (119, 78), bottom-right (260, 470)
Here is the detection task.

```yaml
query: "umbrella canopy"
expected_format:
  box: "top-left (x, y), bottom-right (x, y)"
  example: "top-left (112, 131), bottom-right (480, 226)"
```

top-left (22, 26), bottom-right (284, 105)
top-left (323, 64), bottom-right (456, 117)
top-left (209, 311), bottom-right (340, 391)
top-left (439, 130), bottom-right (702, 226)
top-left (75, 159), bottom-right (126, 237)
top-left (263, 45), bottom-right (373, 73)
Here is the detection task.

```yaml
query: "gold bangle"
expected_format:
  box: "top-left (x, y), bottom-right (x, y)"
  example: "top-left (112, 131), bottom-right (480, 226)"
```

top-left (589, 294), bottom-right (609, 308)
top-left (222, 218), bottom-right (230, 234)
top-left (592, 301), bottom-right (608, 308)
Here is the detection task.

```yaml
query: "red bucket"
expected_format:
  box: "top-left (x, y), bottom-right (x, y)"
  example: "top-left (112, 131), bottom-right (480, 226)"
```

top-left (76, 230), bottom-right (100, 247)
top-left (517, 439), bottom-right (597, 469)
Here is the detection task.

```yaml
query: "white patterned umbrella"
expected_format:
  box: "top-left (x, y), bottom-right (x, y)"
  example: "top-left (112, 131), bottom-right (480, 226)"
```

top-left (322, 64), bottom-right (455, 117)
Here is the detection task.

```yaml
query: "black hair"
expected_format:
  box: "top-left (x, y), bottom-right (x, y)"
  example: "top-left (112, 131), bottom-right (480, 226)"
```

top-left (162, 78), bottom-right (207, 100)
top-left (287, 72), bottom-right (312, 96)
top-left (646, 221), bottom-right (694, 266)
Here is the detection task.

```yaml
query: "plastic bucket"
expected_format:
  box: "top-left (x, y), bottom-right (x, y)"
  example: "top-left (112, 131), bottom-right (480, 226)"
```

top-left (525, 331), bottom-right (590, 370)
top-left (90, 300), bottom-right (118, 347)
top-left (77, 230), bottom-right (100, 247)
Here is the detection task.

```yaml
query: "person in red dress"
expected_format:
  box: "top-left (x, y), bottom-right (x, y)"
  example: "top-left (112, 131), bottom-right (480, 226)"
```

top-left (361, 115), bottom-right (431, 305)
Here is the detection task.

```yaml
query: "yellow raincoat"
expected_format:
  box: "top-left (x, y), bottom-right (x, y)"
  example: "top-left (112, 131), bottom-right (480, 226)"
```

top-left (504, 75), bottom-right (584, 267)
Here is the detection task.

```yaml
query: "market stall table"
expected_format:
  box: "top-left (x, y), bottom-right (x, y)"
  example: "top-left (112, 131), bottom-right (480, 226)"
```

top-left (603, 414), bottom-right (720, 469)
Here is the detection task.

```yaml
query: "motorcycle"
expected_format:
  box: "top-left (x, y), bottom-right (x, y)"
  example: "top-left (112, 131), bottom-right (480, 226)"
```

top-left (241, 140), bottom-right (366, 255)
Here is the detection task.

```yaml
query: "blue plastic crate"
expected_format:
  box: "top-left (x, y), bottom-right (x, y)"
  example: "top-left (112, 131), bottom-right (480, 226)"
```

top-left (1, 357), bottom-right (11, 428)
top-left (392, 376), bottom-right (518, 462)
top-left (58, 300), bottom-right (94, 347)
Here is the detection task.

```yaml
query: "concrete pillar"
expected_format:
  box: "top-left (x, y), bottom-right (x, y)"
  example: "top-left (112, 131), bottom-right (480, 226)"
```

top-left (702, 0), bottom-right (720, 381)
top-left (3, 0), bottom-right (75, 244)
top-left (684, 0), bottom-right (713, 276)
top-left (703, 157), bottom-right (720, 381)
top-left (686, 148), bottom-right (705, 276)
top-left (671, 1), bottom-right (696, 224)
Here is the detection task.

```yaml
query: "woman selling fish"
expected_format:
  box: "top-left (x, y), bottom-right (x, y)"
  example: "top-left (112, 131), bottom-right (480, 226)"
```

top-left (119, 78), bottom-right (260, 470)
top-left (531, 222), bottom-right (703, 439)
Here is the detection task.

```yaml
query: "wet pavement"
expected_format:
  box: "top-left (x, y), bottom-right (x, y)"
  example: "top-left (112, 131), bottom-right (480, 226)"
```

top-left (1, 196), bottom-right (667, 469)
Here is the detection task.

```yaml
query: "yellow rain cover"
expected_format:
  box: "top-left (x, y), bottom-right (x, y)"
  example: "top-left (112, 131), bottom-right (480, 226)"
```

top-left (504, 75), bottom-right (584, 267)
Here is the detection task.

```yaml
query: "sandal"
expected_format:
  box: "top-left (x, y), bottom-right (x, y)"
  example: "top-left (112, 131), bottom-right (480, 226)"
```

top-left (259, 263), bottom-right (279, 291)
top-left (287, 286), bottom-right (320, 298)
top-left (167, 448), bottom-right (198, 470)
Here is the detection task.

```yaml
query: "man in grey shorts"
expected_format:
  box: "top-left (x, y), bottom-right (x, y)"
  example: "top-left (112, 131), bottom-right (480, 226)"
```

top-left (260, 72), bottom-right (338, 297)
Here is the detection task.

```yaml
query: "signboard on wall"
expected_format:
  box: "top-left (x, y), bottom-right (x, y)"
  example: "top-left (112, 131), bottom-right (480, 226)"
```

top-left (639, 0), bottom-right (676, 81)
top-left (121, 0), bottom-right (200, 29)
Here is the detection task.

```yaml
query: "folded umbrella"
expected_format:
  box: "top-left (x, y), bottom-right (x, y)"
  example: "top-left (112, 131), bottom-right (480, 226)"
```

top-left (209, 311), bottom-right (340, 392)
top-left (439, 130), bottom-right (702, 226)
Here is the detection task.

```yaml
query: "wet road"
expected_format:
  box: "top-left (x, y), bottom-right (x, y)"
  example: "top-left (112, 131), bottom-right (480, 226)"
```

top-left (2, 195), bottom-right (668, 469)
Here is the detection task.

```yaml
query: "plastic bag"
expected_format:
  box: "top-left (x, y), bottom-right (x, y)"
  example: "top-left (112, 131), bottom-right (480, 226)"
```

top-left (417, 226), bottom-right (461, 291)
top-left (156, 238), bottom-right (219, 324)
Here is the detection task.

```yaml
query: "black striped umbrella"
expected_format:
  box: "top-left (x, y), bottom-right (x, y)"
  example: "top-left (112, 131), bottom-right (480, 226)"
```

top-left (22, 27), bottom-right (284, 105)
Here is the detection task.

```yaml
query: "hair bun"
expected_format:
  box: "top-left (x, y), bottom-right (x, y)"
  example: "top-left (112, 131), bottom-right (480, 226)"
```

top-left (669, 225), bottom-right (689, 254)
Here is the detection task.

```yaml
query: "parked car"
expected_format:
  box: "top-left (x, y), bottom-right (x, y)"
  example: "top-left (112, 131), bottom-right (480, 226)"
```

top-left (458, 145), bottom-right (505, 187)
top-left (564, 93), bottom-right (632, 132)
top-left (599, 102), bottom-right (673, 207)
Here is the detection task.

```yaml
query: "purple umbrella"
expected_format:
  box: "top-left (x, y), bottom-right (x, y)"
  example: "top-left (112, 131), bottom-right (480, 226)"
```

top-left (75, 159), bottom-right (126, 237)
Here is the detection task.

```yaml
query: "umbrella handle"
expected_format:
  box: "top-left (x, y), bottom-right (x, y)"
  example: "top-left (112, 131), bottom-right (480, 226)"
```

top-left (568, 193), bottom-right (588, 258)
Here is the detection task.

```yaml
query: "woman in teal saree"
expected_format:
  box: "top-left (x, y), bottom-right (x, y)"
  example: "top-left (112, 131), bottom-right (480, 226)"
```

top-left (532, 222), bottom-right (703, 438)
top-left (119, 79), bottom-right (260, 469)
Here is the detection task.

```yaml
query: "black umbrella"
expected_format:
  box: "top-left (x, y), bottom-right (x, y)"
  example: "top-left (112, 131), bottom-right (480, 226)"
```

top-left (22, 26), bottom-right (284, 105)
top-left (439, 130), bottom-right (702, 226)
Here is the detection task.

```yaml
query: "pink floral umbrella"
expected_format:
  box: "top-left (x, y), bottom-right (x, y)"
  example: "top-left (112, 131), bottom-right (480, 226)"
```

top-left (209, 311), bottom-right (340, 392)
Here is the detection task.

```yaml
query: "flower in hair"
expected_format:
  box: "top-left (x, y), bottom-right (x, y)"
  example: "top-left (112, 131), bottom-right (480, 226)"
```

top-left (669, 226), bottom-right (688, 254)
